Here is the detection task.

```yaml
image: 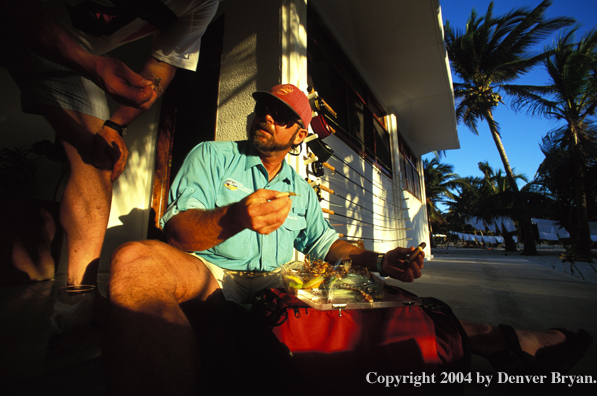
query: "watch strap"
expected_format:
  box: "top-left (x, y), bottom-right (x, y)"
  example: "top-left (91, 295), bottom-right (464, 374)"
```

top-left (376, 253), bottom-right (387, 277)
top-left (103, 120), bottom-right (128, 137)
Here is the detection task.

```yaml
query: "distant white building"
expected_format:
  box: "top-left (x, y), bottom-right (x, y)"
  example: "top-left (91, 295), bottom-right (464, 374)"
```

top-left (0, 0), bottom-right (459, 272)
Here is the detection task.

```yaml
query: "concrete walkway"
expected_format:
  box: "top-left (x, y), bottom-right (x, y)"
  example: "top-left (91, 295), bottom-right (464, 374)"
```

top-left (2, 246), bottom-right (596, 395)
top-left (386, 246), bottom-right (597, 395)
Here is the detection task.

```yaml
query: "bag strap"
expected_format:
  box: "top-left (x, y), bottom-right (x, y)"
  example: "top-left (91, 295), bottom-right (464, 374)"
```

top-left (252, 288), bottom-right (305, 328)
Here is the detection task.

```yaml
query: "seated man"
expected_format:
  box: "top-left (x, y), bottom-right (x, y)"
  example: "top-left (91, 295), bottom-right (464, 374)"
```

top-left (104, 84), bottom-right (590, 395)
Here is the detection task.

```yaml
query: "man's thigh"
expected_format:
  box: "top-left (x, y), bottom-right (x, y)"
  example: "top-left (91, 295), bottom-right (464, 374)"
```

top-left (110, 240), bottom-right (222, 305)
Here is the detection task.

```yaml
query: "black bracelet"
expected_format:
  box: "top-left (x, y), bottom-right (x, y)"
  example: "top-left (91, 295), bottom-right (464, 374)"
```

top-left (376, 253), bottom-right (387, 277)
top-left (103, 120), bottom-right (128, 137)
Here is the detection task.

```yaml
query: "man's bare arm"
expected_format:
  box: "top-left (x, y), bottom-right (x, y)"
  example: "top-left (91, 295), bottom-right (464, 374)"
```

top-left (325, 240), bottom-right (424, 282)
top-left (2, 0), bottom-right (154, 107)
top-left (93, 58), bottom-right (178, 181)
top-left (166, 189), bottom-right (292, 252)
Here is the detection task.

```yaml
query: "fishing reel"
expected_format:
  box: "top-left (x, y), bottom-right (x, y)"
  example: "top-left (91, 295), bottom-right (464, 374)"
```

top-left (305, 178), bottom-right (324, 202)
top-left (310, 161), bottom-right (325, 177)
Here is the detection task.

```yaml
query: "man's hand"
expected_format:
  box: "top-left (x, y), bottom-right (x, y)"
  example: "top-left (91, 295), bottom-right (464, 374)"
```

top-left (92, 126), bottom-right (129, 181)
top-left (93, 57), bottom-right (156, 109)
top-left (238, 189), bottom-right (292, 235)
top-left (382, 246), bottom-right (424, 282)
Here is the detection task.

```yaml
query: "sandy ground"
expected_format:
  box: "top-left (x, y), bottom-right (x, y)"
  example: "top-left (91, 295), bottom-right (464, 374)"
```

top-left (431, 244), bottom-right (597, 285)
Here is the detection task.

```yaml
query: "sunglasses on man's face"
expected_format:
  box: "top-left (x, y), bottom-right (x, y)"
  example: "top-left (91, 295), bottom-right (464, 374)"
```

top-left (254, 102), bottom-right (304, 128)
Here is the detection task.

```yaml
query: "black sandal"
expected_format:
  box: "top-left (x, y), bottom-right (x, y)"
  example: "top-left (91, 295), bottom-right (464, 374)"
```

top-left (488, 324), bottom-right (593, 374)
top-left (488, 324), bottom-right (535, 373)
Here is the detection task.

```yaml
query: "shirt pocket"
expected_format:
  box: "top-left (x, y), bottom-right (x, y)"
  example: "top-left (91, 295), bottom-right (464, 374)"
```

top-left (276, 206), bottom-right (307, 263)
top-left (211, 228), bottom-right (253, 260)
top-left (211, 189), bottom-right (253, 260)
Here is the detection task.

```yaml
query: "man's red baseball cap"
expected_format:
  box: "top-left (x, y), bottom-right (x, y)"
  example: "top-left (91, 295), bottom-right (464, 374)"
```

top-left (252, 84), bottom-right (312, 128)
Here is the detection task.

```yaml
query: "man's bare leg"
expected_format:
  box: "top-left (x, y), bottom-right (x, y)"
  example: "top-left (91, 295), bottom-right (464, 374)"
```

top-left (462, 320), bottom-right (567, 358)
top-left (40, 106), bottom-right (111, 286)
top-left (104, 240), bottom-right (222, 396)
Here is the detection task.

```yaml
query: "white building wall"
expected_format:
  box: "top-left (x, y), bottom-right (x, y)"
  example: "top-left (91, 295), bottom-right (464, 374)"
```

top-left (388, 115), bottom-right (431, 257)
top-left (214, 0), bottom-right (309, 142)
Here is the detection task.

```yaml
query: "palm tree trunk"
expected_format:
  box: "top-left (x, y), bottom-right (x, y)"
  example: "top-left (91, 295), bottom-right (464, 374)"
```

top-left (486, 112), bottom-right (518, 192)
top-left (571, 133), bottom-right (593, 258)
top-left (486, 111), bottom-right (537, 255)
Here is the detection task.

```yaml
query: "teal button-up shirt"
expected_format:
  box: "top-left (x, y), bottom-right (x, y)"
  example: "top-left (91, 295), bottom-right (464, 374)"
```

top-left (160, 141), bottom-right (339, 271)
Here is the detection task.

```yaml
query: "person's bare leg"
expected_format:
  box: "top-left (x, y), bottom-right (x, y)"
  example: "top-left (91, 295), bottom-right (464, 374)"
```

top-left (461, 321), bottom-right (566, 358)
top-left (104, 240), bottom-right (221, 396)
top-left (40, 106), bottom-right (111, 286)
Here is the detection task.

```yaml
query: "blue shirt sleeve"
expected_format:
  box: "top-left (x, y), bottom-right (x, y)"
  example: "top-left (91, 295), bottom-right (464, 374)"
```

top-left (160, 143), bottom-right (221, 229)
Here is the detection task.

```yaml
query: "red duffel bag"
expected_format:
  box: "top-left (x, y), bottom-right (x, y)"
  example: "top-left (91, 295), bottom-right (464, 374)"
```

top-left (251, 286), bottom-right (470, 395)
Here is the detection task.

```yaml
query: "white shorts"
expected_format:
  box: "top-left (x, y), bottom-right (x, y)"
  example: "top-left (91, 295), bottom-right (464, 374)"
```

top-left (7, 51), bottom-right (110, 120)
top-left (197, 256), bottom-right (284, 305)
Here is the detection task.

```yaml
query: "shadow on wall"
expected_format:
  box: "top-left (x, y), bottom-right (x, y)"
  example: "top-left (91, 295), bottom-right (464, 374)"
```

top-left (99, 208), bottom-right (166, 274)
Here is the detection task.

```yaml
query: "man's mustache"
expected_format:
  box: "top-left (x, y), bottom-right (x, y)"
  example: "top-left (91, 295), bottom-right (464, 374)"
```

top-left (254, 122), bottom-right (275, 135)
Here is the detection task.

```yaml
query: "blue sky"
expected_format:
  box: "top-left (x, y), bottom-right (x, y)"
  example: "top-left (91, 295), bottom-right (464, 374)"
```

top-left (426, 0), bottom-right (597, 189)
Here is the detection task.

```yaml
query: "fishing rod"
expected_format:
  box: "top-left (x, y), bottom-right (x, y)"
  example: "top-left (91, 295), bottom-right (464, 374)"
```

top-left (320, 196), bottom-right (396, 222)
top-left (330, 222), bottom-right (412, 232)
top-left (305, 153), bottom-right (402, 211)
top-left (319, 113), bottom-right (394, 177)
top-left (313, 183), bottom-right (396, 219)
top-left (305, 94), bottom-right (405, 206)
top-left (321, 208), bottom-right (407, 232)
top-left (314, 113), bottom-right (406, 198)
top-left (328, 151), bottom-right (387, 192)
top-left (336, 234), bottom-right (413, 243)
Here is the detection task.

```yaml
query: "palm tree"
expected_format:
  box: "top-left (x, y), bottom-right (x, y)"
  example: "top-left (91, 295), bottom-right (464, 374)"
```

top-left (444, 0), bottom-right (574, 255)
top-left (443, 162), bottom-right (529, 250)
top-left (423, 158), bottom-right (468, 245)
top-left (473, 161), bottom-right (538, 250)
top-left (533, 135), bottom-right (586, 243)
top-left (444, 176), bottom-right (482, 237)
top-left (511, 28), bottom-right (597, 257)
top-left (477, 160), bottom-right (528, 196)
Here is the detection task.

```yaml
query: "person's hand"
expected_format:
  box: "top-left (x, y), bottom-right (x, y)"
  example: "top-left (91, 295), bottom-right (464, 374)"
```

top-left (92, 126), bottom-right (129, 181)
top-left (93, 57), bottom-right (156, 109)
top-left (381, 246), bottom-right (424, 282)
top-left (238, 189), bottom-right (292, 234)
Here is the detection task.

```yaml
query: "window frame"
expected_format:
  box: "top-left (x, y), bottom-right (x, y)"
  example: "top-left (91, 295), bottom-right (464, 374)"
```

top-left (307, 5), bottom-right (393, 177)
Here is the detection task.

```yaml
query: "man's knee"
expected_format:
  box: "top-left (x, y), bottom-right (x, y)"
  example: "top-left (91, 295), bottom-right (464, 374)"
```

top-left (109, 240), bottom-right (169, 295)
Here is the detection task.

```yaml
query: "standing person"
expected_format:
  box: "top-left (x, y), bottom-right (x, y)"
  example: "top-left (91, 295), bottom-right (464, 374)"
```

top-left (0, 0), bottom-right (220, 286)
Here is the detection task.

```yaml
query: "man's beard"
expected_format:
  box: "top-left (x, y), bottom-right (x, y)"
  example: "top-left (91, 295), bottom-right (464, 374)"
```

top-left (250, 122), bottom-right (299, 153)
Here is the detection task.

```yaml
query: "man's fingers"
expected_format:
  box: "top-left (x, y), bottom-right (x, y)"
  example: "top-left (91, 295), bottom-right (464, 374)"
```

top-left (110, 143), bottom-right (127, 181)
top-left (112, 83), bottom-right (153, 108)
top-left (125, 70), bottom-right (153, 89)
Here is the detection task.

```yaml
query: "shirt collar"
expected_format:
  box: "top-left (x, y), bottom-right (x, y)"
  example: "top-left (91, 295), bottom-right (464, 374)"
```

top-left (243, 141), bottom-right (263, 171)
top-left (243, 141), bottom-right (293, 186)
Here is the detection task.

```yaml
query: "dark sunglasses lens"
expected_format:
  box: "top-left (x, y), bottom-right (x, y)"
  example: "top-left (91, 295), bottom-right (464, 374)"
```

top-left (255, 102), bottom-right (268, 117)
top-left (255, 102), bottom-right (296, 125)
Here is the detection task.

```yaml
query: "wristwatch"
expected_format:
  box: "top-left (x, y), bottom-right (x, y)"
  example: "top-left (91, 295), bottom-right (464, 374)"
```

top-left (103, 120), bottom-right (128, 137)
top-left (376, 253), bottom-right (387, 277)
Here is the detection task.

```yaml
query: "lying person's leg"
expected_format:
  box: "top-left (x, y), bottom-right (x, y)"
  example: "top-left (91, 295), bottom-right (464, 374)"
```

top-left (103, 240), bottom-right (222, 396)
top-left (462, 320), bottom-right (592, 373)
